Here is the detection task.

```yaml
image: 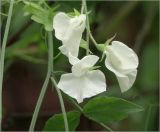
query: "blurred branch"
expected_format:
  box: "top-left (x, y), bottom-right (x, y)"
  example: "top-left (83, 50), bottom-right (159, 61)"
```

top-left (145, 104), bottom-right (159, 131)
top-left (100, 1), bottom-right (138, 38)
top-left (7, 20), bottom-right (32, 46)
top-left (16, 54), bottom-right (46, 64)
top-left (133, 4), bottom-right (157, 54)
top-left (0, 12), bottom-right (8, 16)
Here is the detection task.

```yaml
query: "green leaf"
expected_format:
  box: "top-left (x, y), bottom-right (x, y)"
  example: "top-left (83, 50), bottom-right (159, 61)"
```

top-left (83, 97), bottom-right (143, 123)
top-left (23, 1), bottom-right (57, 31)
top-left (43, 111), bottom-right (81, 131)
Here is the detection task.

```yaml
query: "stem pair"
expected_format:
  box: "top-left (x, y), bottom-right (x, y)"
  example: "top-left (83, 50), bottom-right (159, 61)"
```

top-left (29, 32), bottom-right (69, 131)
top-left (29, 32), bottom-right (53, 131)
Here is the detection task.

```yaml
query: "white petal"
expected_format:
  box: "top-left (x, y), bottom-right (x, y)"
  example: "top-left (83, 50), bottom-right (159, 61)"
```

top-left (53, 13), bottom-right (86, 57)
top-left (80, 55), bottom-right (99, 67)
top-left (82, 70), bottom-right (106, 99)
top-left (105, 41), bottom-right (138, 92)
top-left (108, 41), bottom-right (138, 72)
top-left (72, 55), bottom-right (99, 76)
top-left (68, 52), bottom-right (80, 65)
top-left (53, 12), bottom-right (71, 40)
top-left (117, 69), bottom-right (137, 92)
top-left (105, 53), bottom-right (125, 77)
top-left (57, 73), bottom-right (84, 103)
top-left (57, 70), bottom-right (106, 103)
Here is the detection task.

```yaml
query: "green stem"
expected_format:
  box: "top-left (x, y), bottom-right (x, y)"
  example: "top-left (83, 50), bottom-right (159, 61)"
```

top-left (29, 32), bottom-right (53, 131)
top-left (99, 122), bottom-right (114, 132)
top-left (0, 0), bottom-right (14, 130)
top-left (82, 0), bottom-right (99, 50)
top-left (51, 77), bottom-right (69, 131)
top-left (83, 0), bottom-right (90, 55)
top-left (53, 52), bottom-right (61, 61)
top-left (89, 32), bottom-right (98, 46)
top-left (80, 1), bottom-right (84, 14)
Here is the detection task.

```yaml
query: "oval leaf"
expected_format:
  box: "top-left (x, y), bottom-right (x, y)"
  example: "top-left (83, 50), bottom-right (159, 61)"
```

top-left (43, 111), bottom-right (81, 131)
top-left (83, 97), bottom-right (143, 123)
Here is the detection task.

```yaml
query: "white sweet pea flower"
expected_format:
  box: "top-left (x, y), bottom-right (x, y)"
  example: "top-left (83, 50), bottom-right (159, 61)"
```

top-left (57, 54), bottom-right (106, 103)
top-left (105, 41), bottom-right (138, 92)
top-left (53, 12), bottom-right (86, 57)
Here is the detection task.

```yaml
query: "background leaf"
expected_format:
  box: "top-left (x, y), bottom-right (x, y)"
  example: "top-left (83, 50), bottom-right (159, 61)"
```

top-left (83, 97), bottom-right (143, 124)
top-left (43, 111), bottom-right (81, 131)
top-left (23, 1), bottom-right (56, 31)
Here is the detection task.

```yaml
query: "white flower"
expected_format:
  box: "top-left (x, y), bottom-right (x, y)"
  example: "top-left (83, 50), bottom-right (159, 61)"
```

top-left (53, 12), bottom-right (86, 57)
top-left (57, 54), bottom-right (106, 103)
top-left (105, 41), bottom-right (138, 92)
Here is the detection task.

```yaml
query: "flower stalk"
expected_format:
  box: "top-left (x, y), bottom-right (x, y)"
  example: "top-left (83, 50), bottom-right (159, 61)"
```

top-left (29, 31), bottom-right (53, 131)
top-left (82, 0), bottom-right (100, 52)
top-left (51, 77), bottom-right (69, 131)
top-left (83, 0), bottom-right (90, 55)
top-left (0, 0), bottom-right (14, 130)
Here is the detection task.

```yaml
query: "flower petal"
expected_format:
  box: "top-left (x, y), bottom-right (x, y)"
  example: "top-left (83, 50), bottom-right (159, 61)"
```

top-left (105, 41), bottom-right (138, 92)
top-left (80, 55), bottom-right (99, 67)
top-left (105, 52), bottom-right (125, 77)
top-left (117, 69), bottom-right (137, 92)
top-left (68, 52), bottom-right (80, 65)
top-left (53, 12), bottom-right (71, 40)
top-left (57, 73), bottom-right (84, 103)
top-left (57, 70), bottom-right (106, 103)
top-left (82, 70), bottom-right (106, 99)
top-left (53, 12), bottom-right (86, 57)
top-left (108, 41), bottom-right (138, 72)
top-left (72, 55), bottom-right (99, 76)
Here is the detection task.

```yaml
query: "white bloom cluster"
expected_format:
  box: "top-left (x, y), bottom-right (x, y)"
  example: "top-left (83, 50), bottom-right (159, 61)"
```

top-left (53, 12), bottom-right (139, 103)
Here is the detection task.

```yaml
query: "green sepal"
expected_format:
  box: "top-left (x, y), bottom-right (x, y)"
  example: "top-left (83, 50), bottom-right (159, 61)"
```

top-left (80, 39), bottom-right (87, 49)
top-left (80, 39), bottom-right (93, 54)
top-left (96, 44), bottom-right (106, 52)
top-left (105, 34), bottom-right (116, 46)
top-left (74, 8), bottom-right (80, 16)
